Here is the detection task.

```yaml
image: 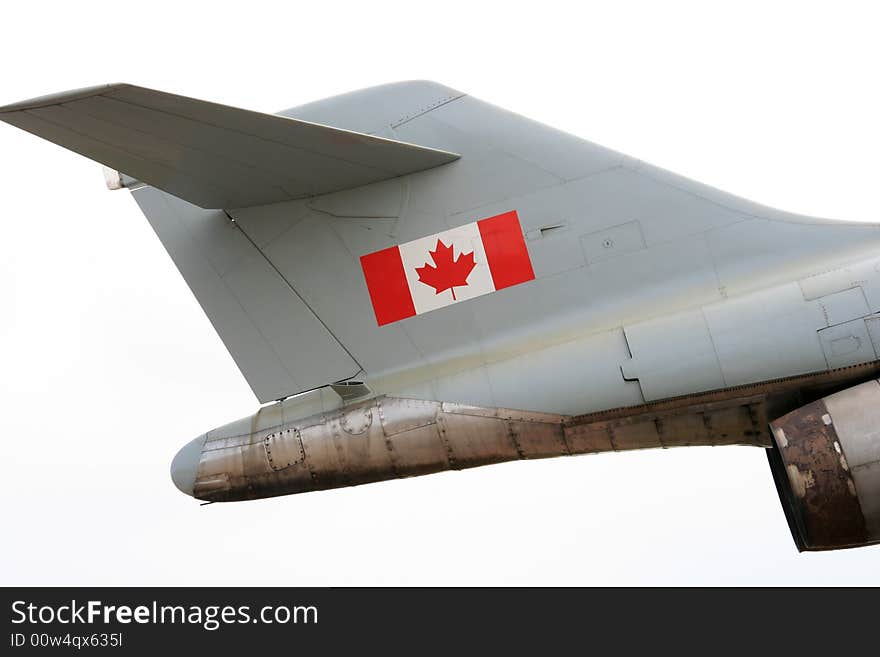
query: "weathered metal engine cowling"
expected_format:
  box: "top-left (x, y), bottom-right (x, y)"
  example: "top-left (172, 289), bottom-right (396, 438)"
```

top-left (768, 380), bottom-right (880, 551)
top-left (191, 394), bottom-right (770, 502)
top-left (193, 398), bottom-right (569, 502)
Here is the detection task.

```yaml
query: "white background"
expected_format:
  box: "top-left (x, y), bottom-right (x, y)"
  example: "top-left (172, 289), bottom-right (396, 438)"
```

top-left (2, 1), bottom-right (879, 585)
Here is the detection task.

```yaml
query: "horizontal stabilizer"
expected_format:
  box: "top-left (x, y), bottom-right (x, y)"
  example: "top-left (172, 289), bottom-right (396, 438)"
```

top-left (0, 84), bottom-right (460, 209)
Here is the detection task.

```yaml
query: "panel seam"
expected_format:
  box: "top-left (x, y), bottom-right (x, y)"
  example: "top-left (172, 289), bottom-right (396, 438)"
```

top-left (226, 211), bottom-right (365, 386)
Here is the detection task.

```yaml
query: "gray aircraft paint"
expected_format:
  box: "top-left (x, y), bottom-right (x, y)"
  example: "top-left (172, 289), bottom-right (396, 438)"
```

top-left (0, 83), bottom-right (460, 209)
top-left (5, 80), bottom-right (880, 421)
top-left (227, 82), bottom-right (880, 417)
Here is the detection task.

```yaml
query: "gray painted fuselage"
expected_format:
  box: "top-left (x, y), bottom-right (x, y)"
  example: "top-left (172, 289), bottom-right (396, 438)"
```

top-left (148, 82), bottom-right (880, 419)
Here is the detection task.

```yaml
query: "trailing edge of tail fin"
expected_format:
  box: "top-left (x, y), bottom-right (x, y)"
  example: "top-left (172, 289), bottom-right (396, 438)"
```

top-left (0, 83), bottom-right (460, 209)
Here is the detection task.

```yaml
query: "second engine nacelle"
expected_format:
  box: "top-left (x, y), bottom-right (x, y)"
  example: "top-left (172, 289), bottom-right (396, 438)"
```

top-left (769, 379), bottom-right (880, 551)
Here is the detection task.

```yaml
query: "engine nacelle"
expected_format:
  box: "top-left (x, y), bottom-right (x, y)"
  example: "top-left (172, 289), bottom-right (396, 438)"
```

top-left (769, 380), bottom-right (880, 551)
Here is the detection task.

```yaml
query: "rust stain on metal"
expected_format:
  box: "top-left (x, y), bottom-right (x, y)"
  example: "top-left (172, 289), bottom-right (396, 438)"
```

top-left (770, 400), bottom-right (868, 550)
top-left (189, 362), bottom-right (880, 504)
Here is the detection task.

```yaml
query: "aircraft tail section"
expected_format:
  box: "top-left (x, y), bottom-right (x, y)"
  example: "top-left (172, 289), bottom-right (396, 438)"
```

top-left (6, 80), bottom-right (879, 413)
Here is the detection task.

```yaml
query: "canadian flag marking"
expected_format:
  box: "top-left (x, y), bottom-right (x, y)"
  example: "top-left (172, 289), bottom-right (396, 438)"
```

top-left (360, 210), bottom-right (535, 326)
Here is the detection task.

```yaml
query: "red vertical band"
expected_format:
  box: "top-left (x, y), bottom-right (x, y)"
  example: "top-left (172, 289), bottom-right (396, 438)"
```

top-left (478, 210), bottom-right (535, 290)
top-left (360, 245), bottom-right (416, 326)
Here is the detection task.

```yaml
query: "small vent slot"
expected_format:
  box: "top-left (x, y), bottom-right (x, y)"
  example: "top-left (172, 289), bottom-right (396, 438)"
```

top-left (526, 221), bottom-right (569, 241)
top-left (539, 223), bottom-right (566, 236)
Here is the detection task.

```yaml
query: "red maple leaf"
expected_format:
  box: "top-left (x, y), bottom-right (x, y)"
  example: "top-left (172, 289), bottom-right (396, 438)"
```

top-left (415, 239), bottom-right (477, 300)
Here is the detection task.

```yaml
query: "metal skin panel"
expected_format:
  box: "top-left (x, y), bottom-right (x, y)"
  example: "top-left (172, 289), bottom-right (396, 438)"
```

top-left (299, 422), bottom-right (348, 489)
top-left (609, 271), bottom-right (880, 413)
top-left (564, 396), bottom-right (768, 453)
top-left (378, 397), bottom-right (439, 436)
top-left (824, 380), bottom-right (880, 537)
top-left (818, 320), bottom-right (877, 369)
top-left (702, 283), bottom-right (828, 388)
top-left (264, 428), bottom-right (304, 471)
top-left (823, 381), bottom-right (880, 470)
top-left (483, 328), bottom-right (643, 414)
top-left (386, 424), bottom-right (448, 477)
top-left (815, 287), bottom-right (870, 327)
top-left (563, 425), bottom-right (612, 454)
top-left (416, 94), bottom-right (627, 182)
top-left (853, 462), bottom-right (880, 538)
top-left (622, 310), bottom-right (725, 401)
top-left (277, 81), bottom-right (465, 136)
top-left (328, 408), bottom-right (396, 487)
top-left (308, 177), bottom-right (405, 219)
top-left (705, 219), bottom-right (880, 299)
top-left (507, 421), bottom-right (568, 459)
top-left (580, 220), bottom-right (645, 265)
top-left (436, 412), bottom-right (519, 469)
